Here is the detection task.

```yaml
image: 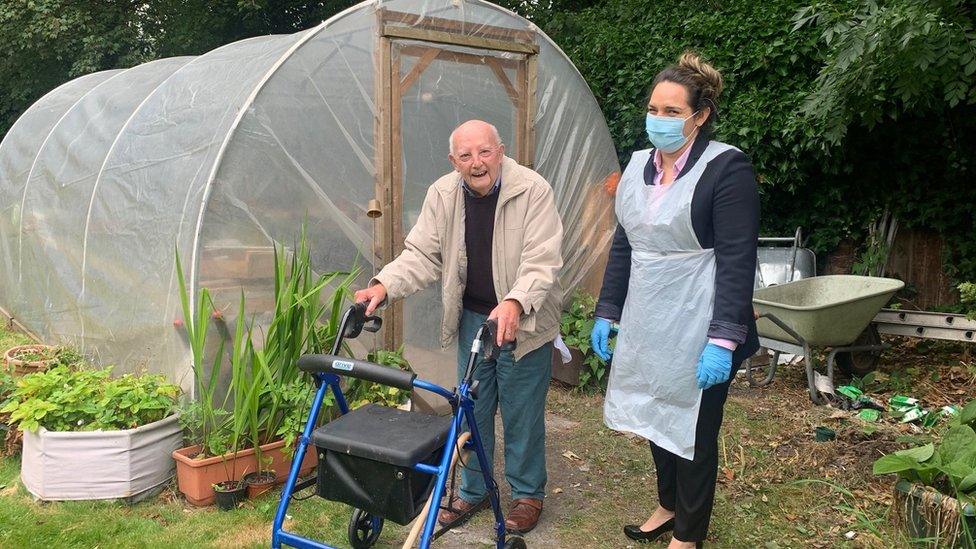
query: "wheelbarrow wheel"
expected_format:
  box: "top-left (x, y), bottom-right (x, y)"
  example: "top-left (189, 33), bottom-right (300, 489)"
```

top-left (504, 536), bottom-right (527, 549)
top-left (348, 508), bottom-right (383, 549)
top-left (835, 324), bottom-right (882, 377)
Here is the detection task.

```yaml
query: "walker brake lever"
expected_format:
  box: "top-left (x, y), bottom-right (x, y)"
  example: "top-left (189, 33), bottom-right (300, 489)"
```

top-left (363, 315), bottom-right (382, 333)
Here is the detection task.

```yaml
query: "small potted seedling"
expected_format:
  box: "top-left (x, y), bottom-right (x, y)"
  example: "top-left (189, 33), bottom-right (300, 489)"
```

top-left (243, 454), bottom-right (276, 499)
top-left (212, 479), bottom-right (247, 510)
top-left (212, 447), bottom-right (247, 511)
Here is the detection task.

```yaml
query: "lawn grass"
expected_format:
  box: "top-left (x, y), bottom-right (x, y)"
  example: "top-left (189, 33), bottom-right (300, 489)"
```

top-left (0, 321), bottom-right (31, 354)
top-left (0, 453), bottom-right (418, 548)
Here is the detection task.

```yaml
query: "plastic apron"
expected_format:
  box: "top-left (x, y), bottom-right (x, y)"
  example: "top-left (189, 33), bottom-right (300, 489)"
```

top-left (604, 141), bottom-right (735, 460)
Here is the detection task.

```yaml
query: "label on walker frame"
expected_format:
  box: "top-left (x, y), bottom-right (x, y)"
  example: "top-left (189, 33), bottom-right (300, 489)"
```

top-left (333, 360), bottom-right (355, 371)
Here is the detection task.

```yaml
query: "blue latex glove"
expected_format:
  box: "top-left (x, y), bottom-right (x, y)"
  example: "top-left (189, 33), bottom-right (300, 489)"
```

top-left (696, 343), bottom-right (733, 390)
top-left (590, 318), bottom-right (613, 361)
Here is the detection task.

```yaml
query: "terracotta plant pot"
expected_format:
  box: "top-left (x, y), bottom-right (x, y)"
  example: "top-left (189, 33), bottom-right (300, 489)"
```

top-left (243, 470), bottom-right (276, 499)
top-left (213, 480), bottom-right (246, 511)
top-left (172, 438), bottom-right (316, 506)
top-left (3, 344), bottom-right (57, 376)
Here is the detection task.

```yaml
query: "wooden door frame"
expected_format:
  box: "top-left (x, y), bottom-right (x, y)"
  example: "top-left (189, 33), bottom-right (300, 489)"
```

top-left (373, 9), bottom-right (538, 350)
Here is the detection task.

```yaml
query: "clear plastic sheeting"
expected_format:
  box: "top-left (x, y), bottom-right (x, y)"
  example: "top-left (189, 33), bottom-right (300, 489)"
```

top-left (0, 0), bottom-right (619, 393)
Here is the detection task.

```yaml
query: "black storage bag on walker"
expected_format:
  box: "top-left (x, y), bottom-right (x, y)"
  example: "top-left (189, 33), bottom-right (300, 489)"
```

top-left (312, 403), bottom-right (453, 525)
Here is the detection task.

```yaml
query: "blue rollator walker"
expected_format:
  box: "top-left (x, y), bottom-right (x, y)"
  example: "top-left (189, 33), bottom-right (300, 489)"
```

top-left (271, 302), bottom-right (527, 549)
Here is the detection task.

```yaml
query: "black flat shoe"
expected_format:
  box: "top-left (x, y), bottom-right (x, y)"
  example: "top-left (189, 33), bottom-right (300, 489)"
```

top-left (623, 518), bottom-right (675, 542)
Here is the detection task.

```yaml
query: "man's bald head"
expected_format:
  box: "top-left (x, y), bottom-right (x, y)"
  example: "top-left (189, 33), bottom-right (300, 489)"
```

top-left (449, 120), bottom-right (502, 155)
top-left (448, 120), bottom-right (506, 197)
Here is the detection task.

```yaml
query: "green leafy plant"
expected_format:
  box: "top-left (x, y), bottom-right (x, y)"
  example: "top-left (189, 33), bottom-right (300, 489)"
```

top-left (175, 224), bottom-right (358, 460)
top-left (529, 0), bottom-right (976, 285)
top-left (874, 398), bottom-right (976, 500)
top-left (343, 347), bottom-right (413, 410)
top-left (1, 364), bottom-right (179, 433)
top-left (873, 400), bottom-right (976, 546)
top-left (0, 365), bottom-right (13, 407)
top-left (959, 282), bottom-right (976, 321)
top-left (176, 250), bottom-right (232, 457)
top-left (559, 291), bottom-right (610, 390)
top-left (246, 226), bottom-right (358, 451)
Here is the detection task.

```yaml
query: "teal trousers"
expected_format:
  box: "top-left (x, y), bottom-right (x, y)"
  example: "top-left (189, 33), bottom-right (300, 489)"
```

top-left (456, 309), bottom-right (552, 502)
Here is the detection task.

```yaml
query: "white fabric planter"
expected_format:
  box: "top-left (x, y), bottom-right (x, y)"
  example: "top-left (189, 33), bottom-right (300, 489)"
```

top-left (21, 413), bottom-right (182, 502)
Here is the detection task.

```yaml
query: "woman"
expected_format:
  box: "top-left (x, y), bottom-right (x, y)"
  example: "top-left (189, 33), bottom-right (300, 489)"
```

top-left (590, 52), bottom-right (759, 548)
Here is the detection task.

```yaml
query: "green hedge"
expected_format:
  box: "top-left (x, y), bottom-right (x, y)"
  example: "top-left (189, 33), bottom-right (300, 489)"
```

top-left (528, 0), bottom-right (976, 284)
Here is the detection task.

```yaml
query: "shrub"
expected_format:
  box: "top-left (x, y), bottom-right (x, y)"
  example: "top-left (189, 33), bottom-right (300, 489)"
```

top-left (959, 283), bottom-right (976, 321)
top-left (534, 0), bottom-right (976, 283)
top-left (1, 364), bottom-right (179, 432)
top-left (874, 399), bottom-right (976, 499)
top-left (559, 291), bottom-right (609, 390)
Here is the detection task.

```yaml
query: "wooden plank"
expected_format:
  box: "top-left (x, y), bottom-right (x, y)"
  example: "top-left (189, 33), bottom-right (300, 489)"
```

top-left (376, 27), bottom-right (398, 351)
top-left (524, 54), bottom-right (538, 168)
top-left (515, 59), bottom-right (527, 163)
top-left (379, 8), bottom-right (536, 42)
top-left (485, 57), bottom-right (520, 106)
top-left (391, 54), bottom-right (404, 259)
top-left (398, 45), bottom-right (521, 69)
top-left (399, 46), bottom-right (439, 92)
top-left (383, 25), bottom-right (538, 55)
top-left (390, 48), bottom-right (405, 350)
top-left (0, 305), bottom-right (41, 342)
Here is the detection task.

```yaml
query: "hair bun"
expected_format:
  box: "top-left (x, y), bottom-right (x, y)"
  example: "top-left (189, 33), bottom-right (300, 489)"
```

top-left (678, 51), bottom-right (723, 99)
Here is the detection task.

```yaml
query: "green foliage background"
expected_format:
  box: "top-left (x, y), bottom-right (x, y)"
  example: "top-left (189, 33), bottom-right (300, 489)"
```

top-left (2, 0), bottom-right (974, 284)
top-left (527, 0), bottom-right (976, 282)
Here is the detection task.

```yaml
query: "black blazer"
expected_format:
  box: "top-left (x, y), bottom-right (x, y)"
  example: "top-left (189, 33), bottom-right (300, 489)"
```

top-left (595, 136), bottom-right (760, 364)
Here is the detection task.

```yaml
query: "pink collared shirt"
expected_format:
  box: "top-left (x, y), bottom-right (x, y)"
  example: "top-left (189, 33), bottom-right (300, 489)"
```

top-left (652, 141), bottom-right (695, 186)
top-left (653, 141), bottom-right (738, 352)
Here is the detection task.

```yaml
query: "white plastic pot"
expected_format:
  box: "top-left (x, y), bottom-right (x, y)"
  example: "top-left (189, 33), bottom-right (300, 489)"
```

top-left (21, 413), bottom-right (182, 502)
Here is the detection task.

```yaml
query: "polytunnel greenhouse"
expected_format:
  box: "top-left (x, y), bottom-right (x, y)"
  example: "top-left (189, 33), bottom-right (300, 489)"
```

top-left (0, 0), bottom-right (620, 393)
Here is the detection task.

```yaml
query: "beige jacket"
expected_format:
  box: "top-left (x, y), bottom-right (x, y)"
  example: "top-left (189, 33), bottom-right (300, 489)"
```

top-left (373, 156), bottom-right (563, 360)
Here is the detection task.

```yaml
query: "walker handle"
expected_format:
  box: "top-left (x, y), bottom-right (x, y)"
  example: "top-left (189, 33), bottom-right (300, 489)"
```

top-left (298, 354), bottom-right (416, 390)
top-left (343, 302), bottom-right (383, 339)
top-left (479, 319), bottom-right (516, 362)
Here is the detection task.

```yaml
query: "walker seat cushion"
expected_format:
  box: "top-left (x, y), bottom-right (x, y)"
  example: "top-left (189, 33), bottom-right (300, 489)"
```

top-left (311, 403), bottom-right (452, 467)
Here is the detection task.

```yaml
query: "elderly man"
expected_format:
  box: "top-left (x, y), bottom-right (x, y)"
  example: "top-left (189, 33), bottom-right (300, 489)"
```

top-left (354, 119), bottom-right (563, 534)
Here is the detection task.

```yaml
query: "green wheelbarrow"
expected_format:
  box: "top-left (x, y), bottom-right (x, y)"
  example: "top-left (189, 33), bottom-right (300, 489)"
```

top-left (748, 275), bottom-right (905, 404)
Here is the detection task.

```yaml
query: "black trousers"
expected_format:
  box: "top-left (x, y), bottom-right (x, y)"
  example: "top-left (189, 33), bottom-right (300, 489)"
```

top-left (649, 376), bottom-right (733, 542)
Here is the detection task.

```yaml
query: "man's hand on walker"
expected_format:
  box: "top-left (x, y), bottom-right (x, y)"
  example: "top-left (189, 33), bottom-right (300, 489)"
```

top-left (353, 284), bottom-right (387, 316)
top-left (696, 342), bottom-right (733, 390)
top-left (488, 299), bottom-right (522, 346)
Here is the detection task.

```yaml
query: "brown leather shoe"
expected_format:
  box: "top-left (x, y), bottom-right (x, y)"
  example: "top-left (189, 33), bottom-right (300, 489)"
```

top-left (437, 495), bottom-right (489, 527)
top-left (505, 498), bottom-right (543, 534)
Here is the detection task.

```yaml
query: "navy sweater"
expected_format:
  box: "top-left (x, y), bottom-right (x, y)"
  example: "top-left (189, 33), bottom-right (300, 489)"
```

top-left (595, 137), bottom-right (761, 364)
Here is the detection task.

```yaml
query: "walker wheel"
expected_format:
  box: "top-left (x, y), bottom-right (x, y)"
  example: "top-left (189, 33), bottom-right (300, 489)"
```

top-left (503, 536), bottom-right (527, 549)
top-left (348, 508), bottom-right (383, 549)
